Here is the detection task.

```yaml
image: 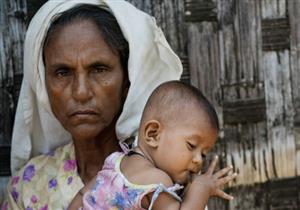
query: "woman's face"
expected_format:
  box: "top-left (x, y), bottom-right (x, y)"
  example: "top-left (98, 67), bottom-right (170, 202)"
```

top-left (44, 20), bottom-right (127, 141)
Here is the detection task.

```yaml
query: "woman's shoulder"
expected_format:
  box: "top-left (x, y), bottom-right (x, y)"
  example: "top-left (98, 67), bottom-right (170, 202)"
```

top-left (12, 142), bottom-right (74, 179)
top-left (6, 143), bottom-right (79, 209)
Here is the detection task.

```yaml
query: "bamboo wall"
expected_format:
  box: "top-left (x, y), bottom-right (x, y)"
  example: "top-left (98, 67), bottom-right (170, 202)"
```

top-left (130, 0), bottom-right (299, 182)
top-left (0, 0), bottom-right (27, 204)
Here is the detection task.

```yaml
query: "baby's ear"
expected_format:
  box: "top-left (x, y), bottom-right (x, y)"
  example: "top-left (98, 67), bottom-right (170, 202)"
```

top-left (143, 120), bottom-right (161, 148)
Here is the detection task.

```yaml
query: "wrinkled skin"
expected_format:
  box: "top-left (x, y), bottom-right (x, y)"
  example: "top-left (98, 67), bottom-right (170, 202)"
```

top-left (44, 20), bottom-right (127, 142)
top-left (44, 20), bottom-right (128, 182)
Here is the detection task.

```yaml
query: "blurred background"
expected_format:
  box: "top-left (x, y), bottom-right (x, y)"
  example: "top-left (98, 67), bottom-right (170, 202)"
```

top-left (0, 0), bottom-right (299, 209)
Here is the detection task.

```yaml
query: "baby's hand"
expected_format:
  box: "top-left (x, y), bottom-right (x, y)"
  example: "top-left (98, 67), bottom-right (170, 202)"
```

top-left (192, 155), bottom-right (237, 200)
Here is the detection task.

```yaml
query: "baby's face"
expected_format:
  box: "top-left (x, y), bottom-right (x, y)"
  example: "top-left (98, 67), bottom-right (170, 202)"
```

top-left (154, 111), bottom-right (218, 185)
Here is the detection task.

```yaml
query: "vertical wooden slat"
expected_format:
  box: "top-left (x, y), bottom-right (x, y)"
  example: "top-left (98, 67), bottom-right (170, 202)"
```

top-left (219, 0), bottom-right (262, 101)
top-left (0, 177), bottom-right (9, 203)
top-left (261, 0), bottom-right (286, 19)
top-left (215, 0), bottom-right (297, 186)
top-left (128, 0), bottom-right (187, 56)
top-left (188, 22), bottom-right (220, 105)
top-left (0, 0), bottom-right (26, 143)
top-left (185, 4), bottom-right (223, 189)
top-left (183, 0), bottom-right (298, 208)
top-left (0, 0), bottom-right (27, 204)
top-left (254, 122), bottom-right (268, 182)
top-left (125, 1), bottom-right (152, 14)
top-left (218, 0), bottom-right (238, 101)
top-left (151, 0), bottom-right (188, 59)
top-left (0, 1), bottom-right (12, 146)
top-left (217, 0), bottom-right (272, 186)
top-left (184, 0), bottom-right (221, 124)
top-left (0, 0), bottom-right (26, 147)
top-left (224, 123), bottom-right (270, 185)
top-left (267, 58), bottom-right (294, 176)
top-left (235, 0), bottom-right (257, 88)
top-left (261, 0), bottom-right (296, 179)
top-left (128, 0), bottom-right (189, 83)
top-left (288, 0), bottom-right (300, 176)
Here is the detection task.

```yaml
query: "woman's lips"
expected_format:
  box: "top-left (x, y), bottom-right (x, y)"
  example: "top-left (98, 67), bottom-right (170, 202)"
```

top-left (69, 110), bottom-right (99, 122)
top-left (70, 110), bottom-right (98, 116)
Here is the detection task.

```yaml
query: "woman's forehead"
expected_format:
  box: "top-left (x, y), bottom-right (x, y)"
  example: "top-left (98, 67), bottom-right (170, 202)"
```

top-left (43, 21), bottom-right (120, 67)
top-left (45, 19), bottom-right (102, 47)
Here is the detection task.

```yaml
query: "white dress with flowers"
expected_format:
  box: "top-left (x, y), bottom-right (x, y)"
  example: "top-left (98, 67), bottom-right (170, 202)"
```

top-left (1, 144), bottom-right (183, 210)
top-left (1, 143), bottom-right (84, 210)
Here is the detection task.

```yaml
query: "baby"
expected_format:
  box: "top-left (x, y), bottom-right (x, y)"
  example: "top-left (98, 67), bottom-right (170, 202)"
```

top-left (69, 81), bottom-right (237, 210)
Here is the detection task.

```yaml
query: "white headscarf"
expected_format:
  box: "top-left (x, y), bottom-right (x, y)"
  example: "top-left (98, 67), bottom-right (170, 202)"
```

top-left (11, 0), bottom-right (182, 174)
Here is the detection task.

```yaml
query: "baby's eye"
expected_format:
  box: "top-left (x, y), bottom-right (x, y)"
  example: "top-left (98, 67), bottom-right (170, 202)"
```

top-left (186, 142), bottom-right (196, 151)
top-left (201, 153), bottom-right (207, 159)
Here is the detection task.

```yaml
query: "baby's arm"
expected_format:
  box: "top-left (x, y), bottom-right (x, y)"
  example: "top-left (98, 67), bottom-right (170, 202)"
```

top-left (150, 156), bottom-right (237, 210)
top-left (68, 176), bottom-right (97, 210)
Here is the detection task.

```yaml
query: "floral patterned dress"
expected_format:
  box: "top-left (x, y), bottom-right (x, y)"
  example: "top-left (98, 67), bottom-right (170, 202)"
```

top-left (1, 143), bottom-right (84, 210)
top-left (82, 152), bottom-right (183, 210)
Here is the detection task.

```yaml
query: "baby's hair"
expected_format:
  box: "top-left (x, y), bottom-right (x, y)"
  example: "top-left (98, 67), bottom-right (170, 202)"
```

top-left (141, 81), bottom-right (219, 130)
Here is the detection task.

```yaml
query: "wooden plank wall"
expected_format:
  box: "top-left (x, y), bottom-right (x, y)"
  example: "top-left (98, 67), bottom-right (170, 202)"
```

top-left (0, 0), bottom-right (27, 204)
top-left (186, 0), bottom-right (266, 185)
top-left (185, 0), bottom-right (298, 186)
top-left (261, 0), bottom-right (296, 181)
top-left (0, 0), bottom-right (26, 148)
top-left (183, 0), bottom-right (299, 209)
top-left (128, 0), bottom-right (190, 83)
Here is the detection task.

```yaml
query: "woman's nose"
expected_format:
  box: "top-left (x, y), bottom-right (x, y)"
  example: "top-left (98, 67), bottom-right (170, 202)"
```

top-left (72, 73), bottom-right (93, 102)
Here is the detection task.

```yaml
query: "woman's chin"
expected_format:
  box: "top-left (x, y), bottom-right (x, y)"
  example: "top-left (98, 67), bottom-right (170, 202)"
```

top-left (68, 124), bottom-right (106, 142)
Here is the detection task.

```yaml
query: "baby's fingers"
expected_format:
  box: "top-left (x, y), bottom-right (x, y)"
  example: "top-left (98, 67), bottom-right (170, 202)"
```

top-left (217, 172), bottom-right (238, 186)
top-left (206, 155), bottom-right (218, 174)
top-left (215, 189), bottom-right (234, 200)
top-left (214, 166), bottom-right (233, 178)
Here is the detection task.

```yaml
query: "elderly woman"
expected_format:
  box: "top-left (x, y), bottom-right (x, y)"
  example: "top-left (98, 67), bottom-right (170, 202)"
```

top-left (1, 0), bottom-right (182, 209)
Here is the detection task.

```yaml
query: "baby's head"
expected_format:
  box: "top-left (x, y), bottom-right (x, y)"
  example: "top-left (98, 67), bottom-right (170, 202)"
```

top-left (138, 81), bottom-right (219, 185)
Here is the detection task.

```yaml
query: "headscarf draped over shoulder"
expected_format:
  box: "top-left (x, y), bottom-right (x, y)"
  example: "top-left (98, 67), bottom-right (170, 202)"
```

top-left (11, 0), bottom-right (182, 174)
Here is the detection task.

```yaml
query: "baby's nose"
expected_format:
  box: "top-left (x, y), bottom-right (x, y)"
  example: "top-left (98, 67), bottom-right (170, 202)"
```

top-left (192, 153), bottom-right (203, 165)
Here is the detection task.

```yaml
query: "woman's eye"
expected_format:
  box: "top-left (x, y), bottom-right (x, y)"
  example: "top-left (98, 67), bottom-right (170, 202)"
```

top-left (55, 68), bottom-right (70, 77)
top-left (91, 65), bottom-right (108, 73)
top-left (187, 142), bottom-right (196, 150)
